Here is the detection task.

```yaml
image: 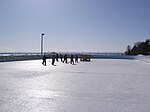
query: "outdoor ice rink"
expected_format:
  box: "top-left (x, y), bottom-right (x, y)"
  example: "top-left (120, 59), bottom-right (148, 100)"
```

top-left (0, 59), bottom-right (150, 112)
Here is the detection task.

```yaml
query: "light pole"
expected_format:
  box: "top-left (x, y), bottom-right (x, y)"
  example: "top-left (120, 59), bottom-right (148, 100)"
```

top-left (41, 33), bottom-right (45, 55)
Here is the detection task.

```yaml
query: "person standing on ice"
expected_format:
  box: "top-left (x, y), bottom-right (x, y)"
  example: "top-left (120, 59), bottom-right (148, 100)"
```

top-left (60, 53), bottom-right (63, 62)
top-left (75, 55), bottom-right (78, 63)
top-left (56, 53), bottom-right (59, 61)
top-left (70, 54), bottom-right (74, 64)
top-left (42, 54), bottom-right (47, 66)
top-left (64, 54), bottom-right (68, 63)
top-left (52, 55), bottom-right (55, 65)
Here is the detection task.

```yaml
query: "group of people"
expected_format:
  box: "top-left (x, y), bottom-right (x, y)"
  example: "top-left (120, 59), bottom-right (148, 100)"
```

top-left (42, 53), bottom-right (79, 66)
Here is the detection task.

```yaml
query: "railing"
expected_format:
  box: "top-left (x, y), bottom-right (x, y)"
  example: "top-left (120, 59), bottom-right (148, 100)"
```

top-left (0, 55), bottom-right (43, 62)
top-left (1, 52), bottom-right (147, 62)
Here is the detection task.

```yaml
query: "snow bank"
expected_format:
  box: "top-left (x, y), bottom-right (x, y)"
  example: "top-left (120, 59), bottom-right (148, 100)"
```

top-left (136, 55), bottom-right (150, 63)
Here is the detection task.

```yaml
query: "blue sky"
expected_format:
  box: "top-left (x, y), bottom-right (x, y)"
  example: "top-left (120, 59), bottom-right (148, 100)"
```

top-left (0, 0), bottom-right (150, 52)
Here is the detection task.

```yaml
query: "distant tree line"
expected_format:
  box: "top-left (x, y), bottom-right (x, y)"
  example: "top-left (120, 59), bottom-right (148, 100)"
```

top-left (125, 39), bottom-right (150, 55)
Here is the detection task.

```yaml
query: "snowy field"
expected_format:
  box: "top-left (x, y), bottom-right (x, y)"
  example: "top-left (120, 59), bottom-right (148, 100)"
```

top-left (0, 59), bottom-right (150, 112)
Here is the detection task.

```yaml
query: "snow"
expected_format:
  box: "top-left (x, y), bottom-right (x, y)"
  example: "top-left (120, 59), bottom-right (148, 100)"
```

top-left (137, 55), bottom-right (150, 63)
top-left (0, 59), bottom-right (150, 112)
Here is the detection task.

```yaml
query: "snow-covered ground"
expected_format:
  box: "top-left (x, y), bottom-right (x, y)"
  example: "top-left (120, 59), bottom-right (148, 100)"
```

top-left (137, 55), bottom-right (150, 63)
top-left (0, 59), bottom-right (150, 112)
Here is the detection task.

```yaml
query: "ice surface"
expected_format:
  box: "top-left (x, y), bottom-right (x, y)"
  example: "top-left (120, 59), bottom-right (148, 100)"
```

top-left (0, 59), bottom-right (150, 112)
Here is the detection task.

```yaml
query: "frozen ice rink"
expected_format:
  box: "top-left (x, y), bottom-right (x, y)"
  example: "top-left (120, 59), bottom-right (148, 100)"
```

top-left (0, 59), bottom-right (150, 112)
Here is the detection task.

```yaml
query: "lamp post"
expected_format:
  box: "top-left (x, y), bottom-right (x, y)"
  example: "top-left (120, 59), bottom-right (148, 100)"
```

top-left (41, 33), bottom-right (45, 55)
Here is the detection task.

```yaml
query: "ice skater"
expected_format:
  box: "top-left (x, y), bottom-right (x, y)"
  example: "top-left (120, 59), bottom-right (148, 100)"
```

top-left (42, 55), bottom-right (47, 66)
top-left (56, 53), bottom-right (59, 61)
top-left (60, 54), bottom-right (63, 62)
top-left (70, 54), bottom-right (74, 64)
top-left (75, 55), bottom-right (78, 63)
top-left (52, 55), bottom-right (55, 65)
top-left (64, 54), bottom-right (68, 63)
